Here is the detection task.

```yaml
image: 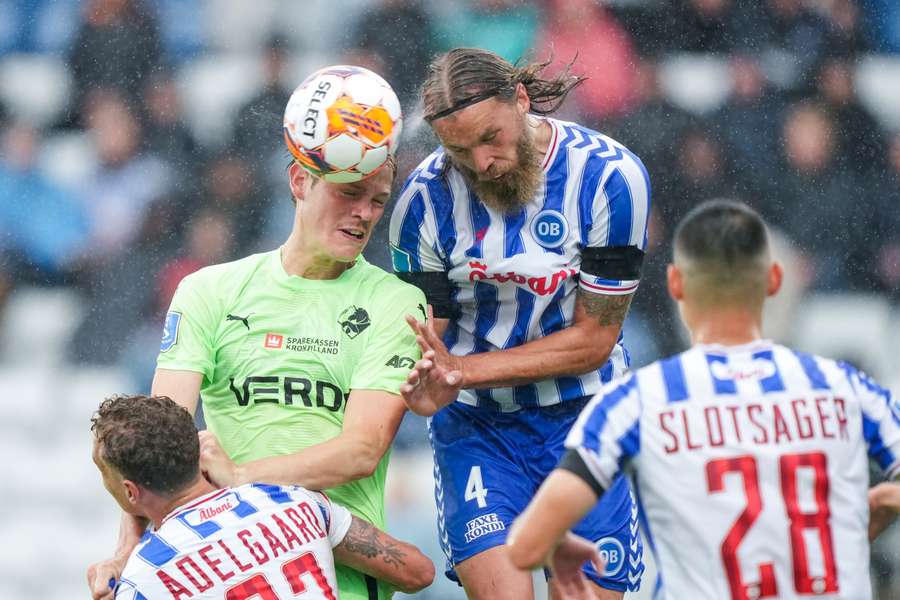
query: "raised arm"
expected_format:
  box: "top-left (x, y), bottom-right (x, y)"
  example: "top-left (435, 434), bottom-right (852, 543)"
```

top-left (333, 515), bottom-right (435, 593)
top-left (201, 389), bottom-right (407, 489)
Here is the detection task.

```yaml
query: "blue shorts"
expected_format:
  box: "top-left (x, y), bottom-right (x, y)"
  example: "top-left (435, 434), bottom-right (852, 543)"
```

top-left (428, 399), bottom-right (644, 592)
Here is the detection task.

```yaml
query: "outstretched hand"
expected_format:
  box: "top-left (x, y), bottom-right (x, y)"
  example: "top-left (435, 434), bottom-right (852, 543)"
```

top-left (548, 532), bottom-right (604, 599)
top-left (399, 305), bottom-right (463, 416)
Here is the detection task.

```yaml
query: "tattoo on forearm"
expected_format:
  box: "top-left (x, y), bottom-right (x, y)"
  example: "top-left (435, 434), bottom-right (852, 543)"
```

top-left (340, 518), bottom-right (407, 567)
top-left (577, 290), bottom-right (633, 326)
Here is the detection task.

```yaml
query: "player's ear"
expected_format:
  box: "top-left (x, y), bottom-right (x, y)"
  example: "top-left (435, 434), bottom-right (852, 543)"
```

top-left (515, 82), bottom-right (530, 115)
top-left (667, 264), bottom-right (684, 301)
top-left (122, 480), bottom-right (141, 507)
top-left (767, 261), bottom-right (783, 297)
top-left (288, 162), bottom-right (308, 202)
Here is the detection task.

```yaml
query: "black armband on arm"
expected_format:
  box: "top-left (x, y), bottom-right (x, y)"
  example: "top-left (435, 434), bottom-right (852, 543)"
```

top-left (581, 246), bottom-right (645, 280)
top-left (396, 271), bottom-right (458, 319)
top-left (558, 449), bottom-right (606, 499)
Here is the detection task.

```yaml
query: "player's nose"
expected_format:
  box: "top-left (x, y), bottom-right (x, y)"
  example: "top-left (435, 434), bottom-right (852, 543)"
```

top-left (472, 148), bottom-right (494, 178)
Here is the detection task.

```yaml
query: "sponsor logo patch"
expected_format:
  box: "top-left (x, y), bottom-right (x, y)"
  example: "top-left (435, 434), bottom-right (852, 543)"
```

top-left (385, 355), bottom-right (415, 369)
top-left (160, 311), bottom-right (181, 352)
top-left (464, 513), bottom-right (506, 544)
top-left (264, 333), bottom-right (284, 349)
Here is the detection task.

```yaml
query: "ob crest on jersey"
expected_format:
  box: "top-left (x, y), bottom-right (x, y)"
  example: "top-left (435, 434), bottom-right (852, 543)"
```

top-left (160, 311), bottom-right (182, 352)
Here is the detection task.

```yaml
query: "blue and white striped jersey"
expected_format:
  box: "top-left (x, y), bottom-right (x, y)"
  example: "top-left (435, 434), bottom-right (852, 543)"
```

top-left (115, 483), bottom-right (351, 600)
top-left (389, 117), bottom-right (651, 411)
top-left (567, 341), bottom-right (900, 600)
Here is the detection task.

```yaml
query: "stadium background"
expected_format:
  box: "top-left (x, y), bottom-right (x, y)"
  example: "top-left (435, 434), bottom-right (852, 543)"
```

top-left (0, 0), bottom-right (898, 598)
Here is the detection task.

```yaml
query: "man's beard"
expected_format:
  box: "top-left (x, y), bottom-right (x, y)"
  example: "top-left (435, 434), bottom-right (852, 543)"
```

top-left (454, 128), bottom-right (543, 213)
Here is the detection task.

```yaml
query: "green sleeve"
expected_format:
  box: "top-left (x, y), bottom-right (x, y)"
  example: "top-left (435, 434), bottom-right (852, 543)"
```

top-left (155, 271), bottom-right (220, 380)
top-left (350, 283), bottom-right (426, 393)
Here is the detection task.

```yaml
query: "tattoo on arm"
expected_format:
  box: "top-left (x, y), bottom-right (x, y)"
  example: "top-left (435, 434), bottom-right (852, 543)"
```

top-left (338, 517), bottom-right (408, 568)
top-left (577, 290), bottom-right (634, 326)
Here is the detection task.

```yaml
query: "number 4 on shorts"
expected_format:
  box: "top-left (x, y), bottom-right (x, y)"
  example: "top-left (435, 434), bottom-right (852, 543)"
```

top-left (465, 465), bottom-right (488, 508)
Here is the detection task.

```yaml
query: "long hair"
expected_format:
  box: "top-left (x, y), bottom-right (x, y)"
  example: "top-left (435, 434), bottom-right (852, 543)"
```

top-left (422, 48), bottom-right (585, 123)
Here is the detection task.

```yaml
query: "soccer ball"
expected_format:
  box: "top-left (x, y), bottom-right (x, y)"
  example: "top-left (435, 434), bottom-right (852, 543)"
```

top-left (283, 65), bottom-right (402, 183)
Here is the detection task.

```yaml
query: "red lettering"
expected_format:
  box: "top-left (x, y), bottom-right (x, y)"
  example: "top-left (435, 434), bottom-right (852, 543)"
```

top-left (156, 569), bottom-right (193, 600)
top-left (257, 522), bottom-right (288, 558)
top-left (834, 397), bottom-right (849, 440)
top-left (272, 514), bottom-right (303, 550)
top-left (660, 411), bottom-right (679, 454)
top-left (791, 399), bottom-right (814, 439)
top-left (747, 404), bottom-right (768, 444)
top-left (300, 502), bottom-right (328, 538)
top-left (704, 406), bottom-right (725, 447)
top-left (217, 539), bottom-right (252, 573)
top-left (725, 405), bottom-right (742, 443)
top-left (816, 396), bottom-right (835, 439)
top-left (237, 529), bottom-right (269, 564)
top-left (285, 507), bottom-right (316, 542)
top-left (198, 544), bottom-right (234, 583)
top-left (773, 404), bottom-right (793, 443)
top-left (175, 556), bottom-right (214, 593)
top-left (682, 411), bottom-right (702, 451)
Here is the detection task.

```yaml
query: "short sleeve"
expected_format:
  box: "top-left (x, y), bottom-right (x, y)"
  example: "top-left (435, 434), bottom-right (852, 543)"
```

top-left (580, 150), bottom-right (651, 296)
top-left (155, 271), bottom-right (220, 380)
top-left (565, 374), bottom-right (642, 490)
top-left (310, 491), bottom-right (354, 547)
top-left (389, 181), bottom-right (445, 274)
top-left (845, 363), bottom-right (900, 479)
top-left (349, 282), bottom-right (426, 393)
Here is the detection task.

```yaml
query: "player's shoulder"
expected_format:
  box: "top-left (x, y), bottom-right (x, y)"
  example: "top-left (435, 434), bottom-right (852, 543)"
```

top-left (551, 117), bottom-right (645, 168)
top-left (352, 258), bottom-right (427, 306)
top-left (178, 250), bottom-right (275, 292)
top-left (396, 148), bottom-right (453, 205)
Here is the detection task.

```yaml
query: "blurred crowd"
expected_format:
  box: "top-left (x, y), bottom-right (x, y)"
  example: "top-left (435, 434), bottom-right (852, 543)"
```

top-left (1, 0), bottom-right (898, 382)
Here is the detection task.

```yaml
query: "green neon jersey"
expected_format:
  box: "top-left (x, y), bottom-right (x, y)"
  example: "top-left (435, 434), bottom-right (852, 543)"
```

top-left (157, 249), bottom-right (426, 599)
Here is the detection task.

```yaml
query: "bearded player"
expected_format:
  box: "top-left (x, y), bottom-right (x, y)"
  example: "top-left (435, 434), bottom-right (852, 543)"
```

top-left (509, 200), bottom-right (900, 600)
top-left (390, 48), bottom-right (649, 599)
top-left (87, 66), bottom-right (429, 600)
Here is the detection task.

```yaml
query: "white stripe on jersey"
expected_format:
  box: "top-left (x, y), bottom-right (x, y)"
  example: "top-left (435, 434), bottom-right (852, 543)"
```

top-left (567, 341), bottom-right (900, 600)
top-left (390, 117), bottom-right (651, 411)
top-left (116, 484), bottom-right (351, 600)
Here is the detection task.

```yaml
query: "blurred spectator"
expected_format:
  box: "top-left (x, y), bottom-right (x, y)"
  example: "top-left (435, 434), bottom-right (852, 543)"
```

top-left (232, 35), bottom-right (292, 196)
top-left (611, 57), bottom-right (694, 182)
top-left (733, 0), bottom-right (830, 91)
top-left (200, 153), bottom-right (268, 255)
top-left (0, 0), bottom-right (80, 54)
top-left (814, 55), bottom-right (885, 176)
top-left (861, 0), bottom-right (900, 53)
top-left (663, 126), bottom-right (735, 226)
top-left (0, 122), bottom-right (88, 283)
top-left (76, 88), bottom-right (173, 263)
top-left (775, 100), bottom-right (875, 290)
top-left (142, 71), bottom-right (201, 181)
top-left (536, 0), bottom-right (639, 122)
top-left (873, 133), bottom-right (900, 298)
top-left (348, 0), bottom-right (435, 108)
top-left (67, 0), bottom-right (163, 123)
top-left (434, 0), bottom-right (539, 63)
top-left (667, 0), bottom-right (738, 53)
top-left (825, 0), bottom-right (870, 56)
top-left (712, 55), bottom-right (786, 201)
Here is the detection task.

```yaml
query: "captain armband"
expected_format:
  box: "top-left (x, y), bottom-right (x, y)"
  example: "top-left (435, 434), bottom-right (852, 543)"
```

top-left (395, 271), bottom-right (458, 319)
top-left (579, 246), bottom-right (645, 296)
top-left (558, 449), bottom-right (607, 499)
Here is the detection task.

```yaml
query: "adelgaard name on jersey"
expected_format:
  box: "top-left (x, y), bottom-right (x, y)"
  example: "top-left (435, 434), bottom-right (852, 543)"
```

top-left (229, 375), bottom-right (347, 411)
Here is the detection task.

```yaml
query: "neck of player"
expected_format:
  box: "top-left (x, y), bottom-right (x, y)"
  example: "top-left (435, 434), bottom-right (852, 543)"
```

top-left (150, 477), bottom-right (218, 529)
top-left (685, 305), bottom-right (765, 347)
top-left (280, 236), bottom-right (354, 280)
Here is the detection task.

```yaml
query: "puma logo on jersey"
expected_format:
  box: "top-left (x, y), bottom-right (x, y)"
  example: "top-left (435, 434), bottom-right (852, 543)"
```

top-left (226, 313), bottom-right (251, 330)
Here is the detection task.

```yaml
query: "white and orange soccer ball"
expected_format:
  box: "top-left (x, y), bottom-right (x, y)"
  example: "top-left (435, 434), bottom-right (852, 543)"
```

top-left (283, 65), bottom-right (402, 183)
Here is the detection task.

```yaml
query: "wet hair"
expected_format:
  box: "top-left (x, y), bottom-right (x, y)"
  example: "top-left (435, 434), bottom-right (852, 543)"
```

top-left (91, 395), bottom-right (199, 495)
top-left (422, 48), bottom-right (585, 122)
top-left (673, 200), bottom-right (770, 301)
